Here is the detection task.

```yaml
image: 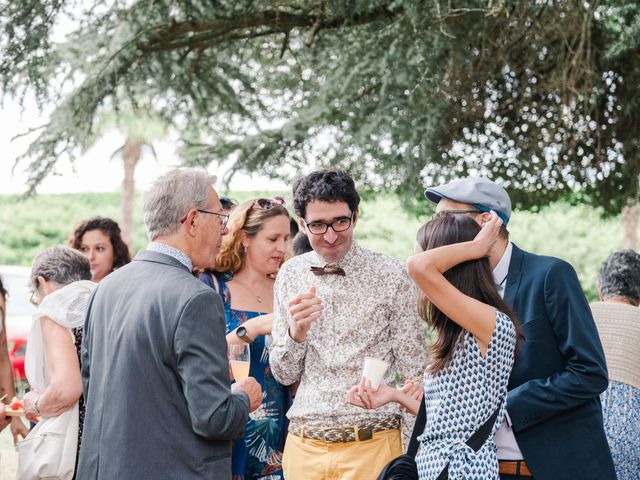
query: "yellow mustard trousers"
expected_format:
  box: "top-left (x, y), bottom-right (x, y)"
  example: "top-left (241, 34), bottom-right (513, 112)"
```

top-left (282, 428), bottom-right (403, 480)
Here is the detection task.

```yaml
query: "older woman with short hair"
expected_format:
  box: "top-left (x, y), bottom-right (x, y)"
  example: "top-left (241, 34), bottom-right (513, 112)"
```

top-left (591, 249), bottom-right (640, 480)
top-left (19, 246), bottom-right (95, 479)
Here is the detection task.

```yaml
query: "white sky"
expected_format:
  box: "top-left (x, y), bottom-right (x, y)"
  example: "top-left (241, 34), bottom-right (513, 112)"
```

top-left (0, 98), bottom-right (287, 195)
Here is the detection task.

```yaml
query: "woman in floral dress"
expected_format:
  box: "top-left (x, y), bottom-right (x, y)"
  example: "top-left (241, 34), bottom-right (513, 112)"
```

top-left (201, 198), bottom-right (291, 480)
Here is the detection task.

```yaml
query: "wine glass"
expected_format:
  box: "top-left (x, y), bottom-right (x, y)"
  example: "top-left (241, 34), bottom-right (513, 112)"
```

top-left (229, 344), bottom-right (251, 382)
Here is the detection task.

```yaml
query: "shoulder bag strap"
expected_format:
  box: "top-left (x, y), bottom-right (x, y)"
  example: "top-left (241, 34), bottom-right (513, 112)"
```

top-left (466, 404), bottom-right (501, 451)
top-left (407, 397), bottom-right (427, 457)
top-left (435, 404), bottom-right (502, 480)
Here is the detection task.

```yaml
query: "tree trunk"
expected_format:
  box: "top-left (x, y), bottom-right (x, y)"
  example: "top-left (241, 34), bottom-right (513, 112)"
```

top-left (622, 203), bottom-right (638, 251)
top-left (121, 138), bottom-right (142, 249)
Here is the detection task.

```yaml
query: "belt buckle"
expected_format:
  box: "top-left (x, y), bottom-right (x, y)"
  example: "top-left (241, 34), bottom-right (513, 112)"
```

top-left (357, 426), bottom-right (373, 441)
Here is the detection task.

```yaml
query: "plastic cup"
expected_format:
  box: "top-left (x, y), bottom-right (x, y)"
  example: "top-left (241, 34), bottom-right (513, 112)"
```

top-left (362, 357), bottom-right (390, 391)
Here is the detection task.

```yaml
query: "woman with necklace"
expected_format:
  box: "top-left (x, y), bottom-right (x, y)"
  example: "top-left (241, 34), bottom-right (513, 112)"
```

top-left (200, 197), bottom-right (291, 480)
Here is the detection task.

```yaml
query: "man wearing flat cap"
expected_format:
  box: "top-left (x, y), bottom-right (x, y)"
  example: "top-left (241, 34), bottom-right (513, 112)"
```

top-left (425, 177), bottom-right (615, 480)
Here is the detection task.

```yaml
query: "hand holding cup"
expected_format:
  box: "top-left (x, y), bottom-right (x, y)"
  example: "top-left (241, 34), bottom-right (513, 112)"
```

top-left (232, 377), bottom-right (263, 412)
top-left (346, 379), bottom-right (396, 410)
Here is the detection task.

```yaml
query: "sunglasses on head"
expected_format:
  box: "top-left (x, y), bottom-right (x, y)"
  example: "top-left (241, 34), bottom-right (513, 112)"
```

top-left (253, 197), bottom-right (286, 210)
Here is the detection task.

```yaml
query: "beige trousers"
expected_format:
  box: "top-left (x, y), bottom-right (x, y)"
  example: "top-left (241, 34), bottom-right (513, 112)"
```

top-left (282, 428), bottom-right (402, 480)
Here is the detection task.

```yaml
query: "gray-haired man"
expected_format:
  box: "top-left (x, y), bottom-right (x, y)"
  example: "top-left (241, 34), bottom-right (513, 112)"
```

top-left (77, 168), bottom-right (262, 479)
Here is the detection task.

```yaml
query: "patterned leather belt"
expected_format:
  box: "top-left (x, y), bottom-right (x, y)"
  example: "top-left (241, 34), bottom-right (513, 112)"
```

top-left (499, 460), bottom-right (533, 477)
top-left (289, 416), bottom-right (400, 443)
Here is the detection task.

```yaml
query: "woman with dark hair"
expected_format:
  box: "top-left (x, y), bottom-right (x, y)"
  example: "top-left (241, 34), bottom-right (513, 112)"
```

top-left (347, 212), bottom-right (517, 480)
top-left (591, 249), bottom-right (640, 480)
top-left (69, 217), bottom-right (131, 282)
top-left (200, 197), bottom-right (291, 480)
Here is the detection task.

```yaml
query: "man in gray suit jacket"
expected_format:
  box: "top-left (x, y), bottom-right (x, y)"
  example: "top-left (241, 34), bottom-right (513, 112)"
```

top-left (77, 168), bottom-right (262, 479)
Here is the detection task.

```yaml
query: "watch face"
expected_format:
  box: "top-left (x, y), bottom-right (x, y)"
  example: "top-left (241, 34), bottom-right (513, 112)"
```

top-left (236, 326), bottom-right (249, 342)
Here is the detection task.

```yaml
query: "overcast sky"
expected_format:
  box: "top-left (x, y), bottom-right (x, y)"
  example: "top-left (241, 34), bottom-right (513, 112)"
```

top-left (0, 97), bottom-right (286, 195)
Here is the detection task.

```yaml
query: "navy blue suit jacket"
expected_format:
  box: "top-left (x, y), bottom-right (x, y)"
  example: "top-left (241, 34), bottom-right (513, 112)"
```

top-left (504, 244), bottom-right (616, 480)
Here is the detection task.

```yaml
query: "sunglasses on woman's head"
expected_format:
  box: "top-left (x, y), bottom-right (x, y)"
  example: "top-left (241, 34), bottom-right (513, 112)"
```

top-left (253, 197), bottom-right (286, 209)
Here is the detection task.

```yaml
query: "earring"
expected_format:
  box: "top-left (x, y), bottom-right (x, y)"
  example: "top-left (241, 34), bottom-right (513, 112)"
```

top-left (243, 245), bottom-right (248, 253)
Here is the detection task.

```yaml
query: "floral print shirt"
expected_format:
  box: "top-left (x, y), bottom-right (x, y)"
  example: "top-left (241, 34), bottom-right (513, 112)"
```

top-left (270, 241), bottom-right (427, 427)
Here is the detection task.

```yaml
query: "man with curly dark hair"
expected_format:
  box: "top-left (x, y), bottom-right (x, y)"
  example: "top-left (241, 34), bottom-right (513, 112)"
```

top-left (269, 169), bottom-right (427, 480)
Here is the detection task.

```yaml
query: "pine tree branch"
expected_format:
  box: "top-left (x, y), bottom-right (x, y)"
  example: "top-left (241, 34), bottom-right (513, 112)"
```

top-left (139, 5), bottom-right (399, 53)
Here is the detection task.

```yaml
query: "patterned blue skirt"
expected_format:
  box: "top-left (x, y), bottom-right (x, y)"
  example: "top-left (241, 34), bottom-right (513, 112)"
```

top-left (600, 381), bottom-right (640, 480)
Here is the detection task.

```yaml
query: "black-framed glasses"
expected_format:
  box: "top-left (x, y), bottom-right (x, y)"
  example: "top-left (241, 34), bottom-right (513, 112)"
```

top-left (302, 212), bottom-right (354, 235)
top-left (196, 209), bottom-right (230, 228)
top-left (432, 209), bottom-right (484, 220)
top-left (253, 196), bottom-right (286, 210)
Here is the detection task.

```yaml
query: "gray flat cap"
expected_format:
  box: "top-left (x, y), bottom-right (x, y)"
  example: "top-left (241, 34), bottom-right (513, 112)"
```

top-left (425, 177), bottom-right (512, 225)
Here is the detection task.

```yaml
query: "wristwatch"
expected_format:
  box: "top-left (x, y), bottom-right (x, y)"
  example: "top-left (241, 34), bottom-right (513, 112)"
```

top-left (236, 326), bottom-right (252, 343)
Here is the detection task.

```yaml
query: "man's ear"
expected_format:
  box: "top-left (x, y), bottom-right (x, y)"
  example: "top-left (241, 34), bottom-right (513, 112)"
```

top-left (476, 211), bottom-right (492, 227)
top-left (352, 208), bottom-right (359, 227)
top-left (183, 208), bottom-right (199, 236)
top-left (298, 217), bottom-right (307, 233)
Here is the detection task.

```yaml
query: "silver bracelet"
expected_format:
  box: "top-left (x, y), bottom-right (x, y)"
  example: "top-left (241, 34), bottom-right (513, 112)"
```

top-left (34, 396), bottom-right (42, 416)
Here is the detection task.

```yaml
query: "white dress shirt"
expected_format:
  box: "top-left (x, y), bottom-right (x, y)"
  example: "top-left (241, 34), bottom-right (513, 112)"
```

top-left (492, 242), bottom-right (525, 460)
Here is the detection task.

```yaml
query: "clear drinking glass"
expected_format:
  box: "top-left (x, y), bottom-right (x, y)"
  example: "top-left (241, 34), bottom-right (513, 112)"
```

top-left (229, 343), bottom-right (251, 381)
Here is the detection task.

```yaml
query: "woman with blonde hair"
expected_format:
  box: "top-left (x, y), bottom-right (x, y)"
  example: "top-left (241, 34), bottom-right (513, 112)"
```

top-left (200, 197), bottom-right (291, 480)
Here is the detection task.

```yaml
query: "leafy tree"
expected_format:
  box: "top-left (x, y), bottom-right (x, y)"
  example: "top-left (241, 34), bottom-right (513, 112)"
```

top-left (1, 1), bottom-right (639, 217)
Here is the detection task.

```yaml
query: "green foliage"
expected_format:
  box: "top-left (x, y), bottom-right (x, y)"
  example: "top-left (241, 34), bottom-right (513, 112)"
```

top-left (0, 193), bottom-right (138, 265)
top-left (2, 1), bottom-right (639, 212)
top-left (0, 192), bottom-right (631, 300)
top-left (507, 202), bottom-right (624, 300)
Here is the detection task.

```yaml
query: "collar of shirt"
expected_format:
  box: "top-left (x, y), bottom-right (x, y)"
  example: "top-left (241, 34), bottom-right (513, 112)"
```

top-left (492, 241), bottom-right (513, 296)
top-left (147, 242), bottom-right (193, 272)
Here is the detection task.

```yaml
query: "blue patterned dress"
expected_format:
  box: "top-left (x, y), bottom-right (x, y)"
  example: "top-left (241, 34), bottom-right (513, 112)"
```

top-left (600, 381), bottom-right (640, 480)
top-left (201, 272), bottom-right (288, 480)
top-left (415, 312), bottom-right (516, 480)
